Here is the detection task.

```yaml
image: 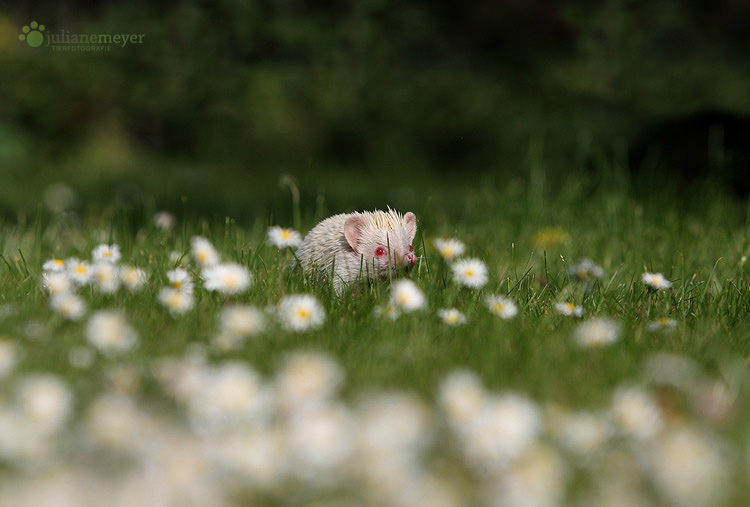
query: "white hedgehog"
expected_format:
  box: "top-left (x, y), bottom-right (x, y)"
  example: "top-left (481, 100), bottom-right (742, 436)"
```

top-left (293, 208), bottom-right (418, 294)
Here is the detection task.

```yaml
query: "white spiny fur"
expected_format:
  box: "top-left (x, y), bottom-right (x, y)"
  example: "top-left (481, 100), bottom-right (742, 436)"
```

top-left (293, 208), bottom-right (418, 294)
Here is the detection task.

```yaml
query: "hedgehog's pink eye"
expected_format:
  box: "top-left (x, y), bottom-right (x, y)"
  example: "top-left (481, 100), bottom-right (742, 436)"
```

top-left (375, 247), bottom-right (386, 257)
top-left (409, 245), bottom-right (413, 252)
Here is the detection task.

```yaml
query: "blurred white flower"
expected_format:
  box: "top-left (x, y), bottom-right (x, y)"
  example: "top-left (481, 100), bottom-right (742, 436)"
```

top-left (85, 311), bottom-right (138, 356)
top-left (42, 272), bottom-right (71, 297)
top-left (91, 243), bottom-right (121, 264)
top-left (186, 362), bottom-right (270, 431)
top-left (16, 374), bottom-right (73, 435)
top-left (647, 317), bottom-right (678, 332)
top-left (50, 293), bottom-right (86, 321)
top-left (610, 385), bottom-right (663, 440)
top-left (373, 303), bottom-right (401, 321)
top-left (486, 295), bottom-right (518, 320)
top-left (486, 443), bottom-right (567, 507)
top-left (92, 263), bottom-right (120, 294)
top-left (167, 268), bottom-right (194, 294)
top-left (644, 352), bottom-right (701, 392)
top-left (158, 288), bottom-right (195, 316)
top-left (66, 258), bottom-right (92, 286)
top-left (275, 352), bottom-right (343, 416)
top-left (438, 308), bottom-right (467, 326)
top-left (646, 423), bottom-right (729, 507)
top-left (277, 294), bottom-right (326, 332)
top-left (190, 236), bottom-right (220, 267)
top-left (42, 258), bottom-right (66, 272)
top-left (434, 238), bottom-right (466, 261)
top-left (389, 280), bottom-right (426, 313)
top-left (573, 318), bottom-right (620, 348)
top-left (569, 258), bottom-right (605, 282)
top-left (266, 225), bottom-right (302, 249)
top-left (120, 265), bottom-right (147, 291)
top-left (154, 211), bottom-right (176, 231)
top-left (642, 272), bottom-right (672, 290)
top-left (439, 370), bottom-right (486, 429)
top-left (555, 302), bottom-right (584, 317)
top-left (550, 409), bottom-right (612, 460)
top-left (452, 258), bottom-right (489, 289)
top-left (357, 392), bottom-right (431, 463)
top-left (201, 263), bottom-right (252, 295)
top-left (461, 393), bottom-right (542, 473)
top-left (219, 305), bottom-right (265, 339)
top-left (285, 404), bottom-right (356, 483)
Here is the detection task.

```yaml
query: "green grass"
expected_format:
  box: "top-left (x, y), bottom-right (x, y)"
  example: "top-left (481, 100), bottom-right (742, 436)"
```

top-left (1, 166), bottom-right (749, 505)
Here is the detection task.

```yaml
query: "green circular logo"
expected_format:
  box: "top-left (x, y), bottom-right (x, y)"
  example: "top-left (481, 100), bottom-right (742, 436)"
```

top-left (19, 21), bottom-right (45, 48)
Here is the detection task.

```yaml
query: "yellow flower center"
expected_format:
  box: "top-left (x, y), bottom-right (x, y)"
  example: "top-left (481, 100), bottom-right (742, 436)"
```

top-left (167, 292), bottom-right (182, 308)
top-left (53, 259), bottom-right (65, 267)
top-left (296, 308), bottom-right (310, 321)
top-left (75, 265), bottom-right (87, 274)
top-left (493, 303), bottom-right (505, 313)
top-left (441, 247), bottom-right (453, 258)
top-left (566, 303), bottom-right (576, 311)
top-left (465, 269), bottom-right (475, 277)
top-left (281, 230), bottom-right (291, 240)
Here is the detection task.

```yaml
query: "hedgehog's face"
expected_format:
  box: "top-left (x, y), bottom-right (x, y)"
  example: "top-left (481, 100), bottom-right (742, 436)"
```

top-left (344, 211), bottom-right (418, 279)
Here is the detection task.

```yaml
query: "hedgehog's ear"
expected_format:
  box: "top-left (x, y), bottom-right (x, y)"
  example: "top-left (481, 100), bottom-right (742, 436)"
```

top-left (344, 215), bottom-right (366, 251)
top-left (403, 212), bottom-right (417, 242)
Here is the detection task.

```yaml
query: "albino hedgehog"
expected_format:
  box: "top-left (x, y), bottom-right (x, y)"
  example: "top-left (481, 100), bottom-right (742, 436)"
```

top-left (293, 208), bottom-right (418, 294)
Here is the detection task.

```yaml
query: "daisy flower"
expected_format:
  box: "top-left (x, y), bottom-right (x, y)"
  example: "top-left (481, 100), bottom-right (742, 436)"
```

top-left (434, 237), bottom-right (466, 261)
top-left (50, 293), bottom-right (86, 321)
top-left (555, 302), bottom-right (584, 317)
top-left (154, 211), bottom-right (176, 231)
top-left (610, 385), bottom-right (663, 440)
top-left (278, 294), bottom-right (326, 332)
top-left (569, 258), bottom-right (605, 282)
top-left (573, 318), bottom-right (620, 348)
top-left (646, 424), bottom-right (729, 507)
top-left (16, 374), bottom-right (74, 434)
top-left (191, 236), bottom-right (220, 267)
top-left (389, 279), bottom-right (426, 313)
top-left (219, 305), bottom-right (266, 339)
top-left (42, 271), bottom-right (72, 297)
top-left (85, 310), bottom-right (138, 356)
top-left (167, 267), bottom-right (194, 294)
top-left (158, 287), bottom-right (195, 316)
top-left (647, 317), bottom-right (678, 332)
top-left (486, 295), bottom-right (518, 320)
top-left (92, 243), bottom-right (121, 264)
top-left (202, 263), bottom-right (253, 295)
top-left (92, 263), bottom-right (121, 294)
top-left (66, 258), bottom-right (92, 285)
top-left (452, 258), bottom-right (489, 289)
top-left (438, 308), bottom-right (467, 326)
top-left (120, 265), bottom-right (147, 291)
top-left (642, 272), bottom-right (672, 290)
top-left (267, 226), bottom-right (302, 249)
top-left (42, 258), bottom-right (66, 272)
top-left (373, 304), bottom-right (401, 321)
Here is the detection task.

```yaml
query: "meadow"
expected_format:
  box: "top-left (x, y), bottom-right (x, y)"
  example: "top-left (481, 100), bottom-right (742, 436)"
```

top-left (0, 164), bottom-right (749, 506)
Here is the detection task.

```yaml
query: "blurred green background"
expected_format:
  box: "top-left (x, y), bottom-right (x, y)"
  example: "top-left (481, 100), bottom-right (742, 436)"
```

top-left (1, 0), bottom-right (749, 223)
